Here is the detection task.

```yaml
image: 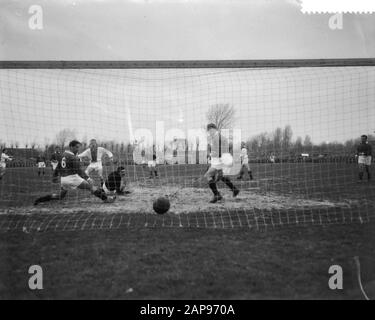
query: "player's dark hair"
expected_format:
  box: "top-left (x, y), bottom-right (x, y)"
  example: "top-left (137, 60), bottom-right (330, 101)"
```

top-left (69, 140), bottom-right (81, 148)
top-left (2, 148), bottom-right (7, 153)
top-left (361, 135), bottom-right (368, 139)
top-left (117, 166), bottom-right (125, 172)
top-left (207, 123), bottom-right (217, 131)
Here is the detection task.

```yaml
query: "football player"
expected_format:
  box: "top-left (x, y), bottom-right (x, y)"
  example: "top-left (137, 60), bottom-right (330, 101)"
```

top-left (356, 134), bottom-right (372, 182)
top-left (148, 154), bottom-right (158, 178)
top-left (0, 148), bottom-right (13, 180)
top-left (34, 140), bottom-right (114, 205)
top-left (237, 143), bottom-right (253, 180)
top-left (36, 153), bottom-right (46, 176)
top-left (78, 139), bottom-right (113, 185)
top-left (204, 123), bottom-right (239, 203)
top-left (101, 166), bottom-right (131, 195)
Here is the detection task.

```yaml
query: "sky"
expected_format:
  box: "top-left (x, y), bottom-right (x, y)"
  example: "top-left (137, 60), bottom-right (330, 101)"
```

top-left (1, 0), bottom-right (375, 60)
top-left (0, 0), bottom-right (374, 148)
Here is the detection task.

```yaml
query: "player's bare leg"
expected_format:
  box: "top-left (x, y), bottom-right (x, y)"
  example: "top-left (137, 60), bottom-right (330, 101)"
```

top-left (149, 168), bottom-right (154, 179)
top-left (365, 165), bottom-right (371, 181)
top-left (358, 163), bottom-right (365, 182)
top-left (248, 164), bottom-right (254, 180)
top-left (237, 165), bottom-right (245, 180)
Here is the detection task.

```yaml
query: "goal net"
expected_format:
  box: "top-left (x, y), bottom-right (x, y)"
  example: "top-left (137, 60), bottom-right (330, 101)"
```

top-left (0, 60), bottom-right (374, 231)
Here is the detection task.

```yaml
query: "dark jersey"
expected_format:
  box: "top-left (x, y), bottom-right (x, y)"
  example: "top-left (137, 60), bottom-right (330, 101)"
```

top-left (36, 156), bottom-right (45, 163)
top-left (105, 171), bottom-right (123, 192)
top-left (357, 143), bottom-right (372, 156)
top-left (54, 151), bottom-right (88, 178)
top-left (50, 152), bottom-right (62, 162)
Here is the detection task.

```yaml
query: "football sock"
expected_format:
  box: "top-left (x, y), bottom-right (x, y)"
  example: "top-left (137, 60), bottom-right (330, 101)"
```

top-left (208, 181), bottom-right (219, 196)
top-left (359, 172), bottom-right (364, 180)
top-left (222, 177), bottom-right (235, 191)
top-left (249, 171), bottom-right (253, 180)
top-left (34, 194), bottom-right (58, 204)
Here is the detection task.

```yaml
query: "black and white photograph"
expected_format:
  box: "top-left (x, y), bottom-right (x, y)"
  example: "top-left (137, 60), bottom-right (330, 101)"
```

top-left (0, 0), bottom-right (375, 304)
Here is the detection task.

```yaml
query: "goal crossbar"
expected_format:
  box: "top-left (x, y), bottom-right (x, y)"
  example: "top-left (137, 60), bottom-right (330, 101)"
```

top-left (0, 59), bottom-right (374, 69)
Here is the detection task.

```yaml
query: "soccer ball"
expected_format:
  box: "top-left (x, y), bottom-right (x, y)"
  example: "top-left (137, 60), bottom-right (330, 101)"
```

top-left (153, 197), bottom-right (170, 214)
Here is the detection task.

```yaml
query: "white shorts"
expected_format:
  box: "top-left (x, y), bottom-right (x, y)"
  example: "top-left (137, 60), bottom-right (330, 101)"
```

top-left (148, 160), bottom-right (156, 168)
top-left (0, 163), bottom-right (6, 169)
top-left (61, 174), bottom-right (85, 190)
top-left (210, 157), bottom-right (232, 175)
top-left (51, 161), bottom-right (58, 170)
top-left (358, 156), bottom-right (372, 166)
top-left (38, 162), bottom-right (46, 168)
top-left (86, 162), bottom-right (103, 175)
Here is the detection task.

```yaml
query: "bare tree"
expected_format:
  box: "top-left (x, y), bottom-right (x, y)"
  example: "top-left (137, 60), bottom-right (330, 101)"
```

top-left (55, 129), bottom-right (76, 148)
top-left (295, 136), bottom-right (303, 152)
top-left (273, 127), bottom-right (282, 151)
top-left (206, 103), bottom-right (236, 130)
top-left (282, 125), bottom-right (293, 149)
top-left (303, 135), bottom-right (313, 147)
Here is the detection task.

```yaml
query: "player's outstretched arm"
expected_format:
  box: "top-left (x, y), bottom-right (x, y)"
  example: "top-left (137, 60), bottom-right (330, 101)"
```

top-left (77, 149), bottom-right (90, 159)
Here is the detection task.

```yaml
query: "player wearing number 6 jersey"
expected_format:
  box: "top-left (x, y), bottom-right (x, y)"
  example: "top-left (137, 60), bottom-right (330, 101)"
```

top-left (78, 139), bottom-right (113, 185)
top-left (34, 140), bottom-right (114, 205)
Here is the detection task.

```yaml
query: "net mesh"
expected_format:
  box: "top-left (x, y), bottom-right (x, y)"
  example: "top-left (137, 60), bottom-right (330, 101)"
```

top-left (0, 64), bottom-right (374, 231)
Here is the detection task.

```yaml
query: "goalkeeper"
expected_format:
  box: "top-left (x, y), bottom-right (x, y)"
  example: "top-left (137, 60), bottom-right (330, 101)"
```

top-left (101, 166), bottom-right (131, 195)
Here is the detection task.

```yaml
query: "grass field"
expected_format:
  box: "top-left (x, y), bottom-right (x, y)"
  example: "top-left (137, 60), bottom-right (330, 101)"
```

top-left (0, 162), bottom-right (375, 299)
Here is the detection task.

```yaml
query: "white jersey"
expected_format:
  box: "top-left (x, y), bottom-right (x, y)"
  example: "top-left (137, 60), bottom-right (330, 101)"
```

top-left (240, 148), bottom-right (249, 164)
top-left (78, 147), bottom-right (113, 164)
top-left (0, 153), bottom-right (12, 165)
